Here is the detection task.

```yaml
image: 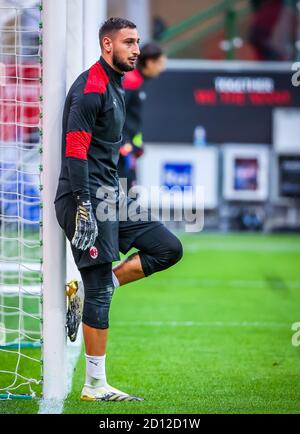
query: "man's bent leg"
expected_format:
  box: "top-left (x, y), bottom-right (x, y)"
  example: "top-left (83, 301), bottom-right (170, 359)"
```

top-left (114, 224), bottom-right (183, 286)
top-left (113, 251), bottom-right (144, 286)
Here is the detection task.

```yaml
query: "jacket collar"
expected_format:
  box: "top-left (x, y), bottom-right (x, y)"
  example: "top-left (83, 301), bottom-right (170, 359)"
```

top-left (99, 56), bottom-right (124, 86)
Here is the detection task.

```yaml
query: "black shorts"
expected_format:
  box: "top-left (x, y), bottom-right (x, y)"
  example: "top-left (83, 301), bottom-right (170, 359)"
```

top-left (54, 193), bottom-right (162, 270)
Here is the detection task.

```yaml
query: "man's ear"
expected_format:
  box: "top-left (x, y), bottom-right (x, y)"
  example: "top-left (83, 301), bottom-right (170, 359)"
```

top-left (102, 36), bottom-right (112, 53)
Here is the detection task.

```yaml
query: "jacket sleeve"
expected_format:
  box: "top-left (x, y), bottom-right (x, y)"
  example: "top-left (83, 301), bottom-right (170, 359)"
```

top-left (122, 89), bottom-right (139, 145)
top-left (65, 91), bottom-right (103, 202)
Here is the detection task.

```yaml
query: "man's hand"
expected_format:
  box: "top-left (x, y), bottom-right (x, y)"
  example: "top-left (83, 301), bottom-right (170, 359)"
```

top-left (72, 199), bottom-right (98, 251)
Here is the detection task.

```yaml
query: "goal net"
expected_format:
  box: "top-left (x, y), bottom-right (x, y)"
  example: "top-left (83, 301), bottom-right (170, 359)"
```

top-left (0, 1), bottom-right (43, 399)
top-left (0, 0), bottom-right (106, 402)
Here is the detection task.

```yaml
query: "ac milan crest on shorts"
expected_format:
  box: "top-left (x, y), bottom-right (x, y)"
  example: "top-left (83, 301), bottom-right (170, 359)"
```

top-left (89, 246), bottom-right (98, 259)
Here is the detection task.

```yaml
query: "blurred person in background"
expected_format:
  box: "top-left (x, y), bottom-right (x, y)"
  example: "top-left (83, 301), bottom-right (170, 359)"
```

top-left (248, 0), bottom-right (297, 61)
top-left (118, 42), bottom-right (166, 193)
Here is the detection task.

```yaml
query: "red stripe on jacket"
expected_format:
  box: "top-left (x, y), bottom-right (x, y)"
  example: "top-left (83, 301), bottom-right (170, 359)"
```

top-left (84, 62), bottom-right (109, 94)
top-left (66, 131), bottom-right (92, 160)
top-left (122, 69), bottom-right (144, 91)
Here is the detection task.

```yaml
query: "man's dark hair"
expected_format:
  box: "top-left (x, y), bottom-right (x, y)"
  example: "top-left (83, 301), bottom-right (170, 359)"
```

top-left (138, 42), bottom-right (164, 68)
top-left (99, 17), bottom-right (136, 48)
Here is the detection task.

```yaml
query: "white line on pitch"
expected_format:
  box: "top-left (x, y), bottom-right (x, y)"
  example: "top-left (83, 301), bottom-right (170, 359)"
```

top-left (141, 278), bottom-right (300, 289)
top-left (183, 242), bottom-right (300, 253)
top-left (0, 263), bottom-right (40, 272)
top-left (112, 321), bottom-right (289, 328)
top-left (0, 285), bottom-right (41, 294)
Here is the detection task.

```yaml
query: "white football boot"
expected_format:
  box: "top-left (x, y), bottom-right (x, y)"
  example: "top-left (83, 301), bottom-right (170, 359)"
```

top-left (81, 384), bottom-right (144, 401)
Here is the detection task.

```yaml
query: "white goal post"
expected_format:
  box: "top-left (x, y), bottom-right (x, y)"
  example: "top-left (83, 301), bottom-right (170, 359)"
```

top-left (41, 0), bottom-right (67, 400)
top-left (0, 0), bottom-right (107, 402)
top-left (42, 0), bottom-right (107, 400)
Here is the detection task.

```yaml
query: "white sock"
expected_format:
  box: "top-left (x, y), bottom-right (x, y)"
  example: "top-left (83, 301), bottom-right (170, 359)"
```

top-left (85, 354), bottom-right (107, 388)
top-left (112, 271), bottom-right (120, 288)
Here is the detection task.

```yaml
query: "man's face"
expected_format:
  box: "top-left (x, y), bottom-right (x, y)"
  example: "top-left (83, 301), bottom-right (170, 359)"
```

top-left (109, 28), bottom-right (140, 72)
top-left (144, 55), bottom-right (167, 78)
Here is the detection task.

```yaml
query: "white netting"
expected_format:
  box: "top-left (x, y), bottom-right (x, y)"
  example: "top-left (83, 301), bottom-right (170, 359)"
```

top-left (0, 1), bottom-right (43, 399)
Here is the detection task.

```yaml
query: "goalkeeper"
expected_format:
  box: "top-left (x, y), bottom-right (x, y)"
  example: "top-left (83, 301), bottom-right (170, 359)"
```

top-left (54, 17), bottom-right (183, 402)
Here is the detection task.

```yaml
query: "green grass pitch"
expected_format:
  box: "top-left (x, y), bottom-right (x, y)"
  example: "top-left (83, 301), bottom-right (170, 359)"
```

top-left (1, 233), bottom-right (300, 414)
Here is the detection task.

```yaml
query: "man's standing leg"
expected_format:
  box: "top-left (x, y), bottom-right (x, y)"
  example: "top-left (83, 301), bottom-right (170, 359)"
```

top-left (79, 263), bottom-right (112, 399)
top-left (79, 262), bottom-right (144, 401)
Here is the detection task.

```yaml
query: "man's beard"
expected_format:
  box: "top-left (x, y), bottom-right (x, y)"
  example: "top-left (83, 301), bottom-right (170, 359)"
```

top-left (112, 53), bottom-right (135, 72)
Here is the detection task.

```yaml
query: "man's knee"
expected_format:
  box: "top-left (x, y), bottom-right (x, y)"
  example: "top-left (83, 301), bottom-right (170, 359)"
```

top-left (163, 235), bottom-right (183, 267)
top-left (82, 283), bottom-right (114, 329)
top-left (80, 264), bottom-right (114, 330)
top-left (140, 234), bottom-right (183, 276)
